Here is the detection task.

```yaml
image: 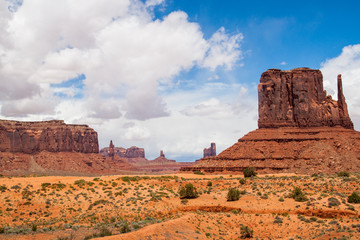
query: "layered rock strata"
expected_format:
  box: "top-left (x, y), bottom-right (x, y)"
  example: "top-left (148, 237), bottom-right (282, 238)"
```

top-left (258, 68), bottom-right (353, 129)
top-left (0, 120), bottom-right (112, 175)
top-left (0, 120), bottom-right (99, 153)
top-left (181, 68), bottom-right (360, 174)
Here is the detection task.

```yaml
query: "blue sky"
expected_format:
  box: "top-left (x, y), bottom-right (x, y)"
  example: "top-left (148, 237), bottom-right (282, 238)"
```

top-left (0, 0), bottom-right (359, 161)
top-left (160, 0), bottom-right (360, 86)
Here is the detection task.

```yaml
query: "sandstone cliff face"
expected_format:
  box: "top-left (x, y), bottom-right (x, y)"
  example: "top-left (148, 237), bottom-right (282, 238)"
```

top-left (0, 120), bottom-right (99, 154)
top-left (258, 68), bottom-right (353, 129)
top-left (203, 143), bottom-right (216, 158)
top-left (181, 68), bottom-right (360, 174)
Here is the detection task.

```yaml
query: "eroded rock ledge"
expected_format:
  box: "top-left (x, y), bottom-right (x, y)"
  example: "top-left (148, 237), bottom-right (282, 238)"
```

top-left (0, 119), bottom-right (99, 154)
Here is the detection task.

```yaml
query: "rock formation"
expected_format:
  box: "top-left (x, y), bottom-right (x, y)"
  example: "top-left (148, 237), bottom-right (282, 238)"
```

top-left (100, 145), bottom-right (145, 159)
top-left (0, 120), bottom-right (99, 153)
top-left (160, 150), bottom-right (165, 158)
top-left (203, 143), bottom-right (216, 158)
top-left (0, 119), bottom-right (117, 176)
top-left (258, 68), bottom-right (353, 129)
top-left (100, 143), bottom-right (193, 173)
top-left (125, 146), bottom-right (145, 158)
top-left (181, 68), bottom-right (360, 174)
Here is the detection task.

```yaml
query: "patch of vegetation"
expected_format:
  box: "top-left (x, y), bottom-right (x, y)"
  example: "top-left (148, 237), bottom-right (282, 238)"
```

top-left (240, 225), bottom-right (253, 238)
top-left (289, 187), bottom-right (308, 202)
top-left (239, 178), bottom-right (246, 185)
top-left (243, 167), bottom-right (257, 178)
top-left (348, 192), bottom-right (360, 204)
top-left (227, 188), bottom-right (240, 201)
top-left (207, 181), bottom-right (212, 187)
top-left (337, 171), bottom-right (350, 177)
top-left (41, 183), bottom-right (51, 189)
top-left (179, 183), bottom-right (198, 199)
top-left (0, 185), bottom-right (7, 192)
top-left (84, 227), bottom-right (112, 239)
top-left (328, 197), bottom-right (341, 207)
top-left (193, 171), bottom-right (204, 175)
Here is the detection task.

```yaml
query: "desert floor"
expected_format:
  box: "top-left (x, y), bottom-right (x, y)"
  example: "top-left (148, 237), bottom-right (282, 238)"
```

top-left (0, 172), bottom-right (360, 239)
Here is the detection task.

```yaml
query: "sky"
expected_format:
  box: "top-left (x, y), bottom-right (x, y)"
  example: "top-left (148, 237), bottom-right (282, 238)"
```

top-left (0, 0), bottom-right (359, 161)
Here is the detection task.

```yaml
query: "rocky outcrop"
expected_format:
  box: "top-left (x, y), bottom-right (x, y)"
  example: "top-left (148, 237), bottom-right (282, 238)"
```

top-left (0, 120), bottom-right (99, 154)
top-left (125, 146), bottom-right (145, 158)
top-left (181, 68), bottom-right (360, 174)
top-left (203, 143), bottom-right (216, 158)
top-left (100, 145), bottom-right (145, 159)
top-left (258, 68), bottom-right (353, 129)
top-left (100, 143), bottom-right (194, 173)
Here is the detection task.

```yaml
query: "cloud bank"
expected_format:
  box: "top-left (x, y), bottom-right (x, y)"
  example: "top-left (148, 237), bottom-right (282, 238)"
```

top-left (0, 0), bottom-right (249, 160)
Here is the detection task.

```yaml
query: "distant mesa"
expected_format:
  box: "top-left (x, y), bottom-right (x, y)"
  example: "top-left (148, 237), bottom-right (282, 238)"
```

top-left (100, 141), bottom-right (193, 173)
top-left (181, 68), bottom-right (360, 174)
top-left (0, 119), bottom-right (109, 176)
top-left (203, 142), bottom-right (216, 158)
top-left (0, 119), bottom-right (99, 154)
top-left (100, 144), bottom-right (145, 159)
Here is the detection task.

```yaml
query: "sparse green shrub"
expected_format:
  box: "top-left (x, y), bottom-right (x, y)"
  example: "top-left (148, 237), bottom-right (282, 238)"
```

top-left (120, 222), bottom-right (131, 233)
top-left (0, 227), bottom-right (4, 234)
top-left (239, 178), bottom-right (246, 185)
top-left (289, 187), bottom-right (308, 202)
top-left (0, 185), bottom-right (7, 192)
top-left (240, 225), bottom-right (253, 238)
top-left (337, 171), bottom-right (350, 177)
top-left (193, 171), bottom-right (204, 175)
top-left (41, 183), bottom-right (51, 189)
top-left (348, 192), bottom-right (360, 204)
top-left (207, 181), bottom-right (212, 187)
top-left (179, 183), bottom-right (198, 199)
top-left (227, 188), bottom-right (240, 201)
top-left (243, 167), bottom-right (257, 178)
top-left (31, 224), bottom-right (37, 232)
top-left (328, 197), bottom-right (341, 207)
top-left (181, 199), bottom-right (188, 205)
top-left (75, 179), bottom-right (87, 187)
top-left (278, 197), bottom-right (284, 202)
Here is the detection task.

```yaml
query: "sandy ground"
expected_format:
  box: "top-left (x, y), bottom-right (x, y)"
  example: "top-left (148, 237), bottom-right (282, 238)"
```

top-left (0, 172), bottom-right (360, 239)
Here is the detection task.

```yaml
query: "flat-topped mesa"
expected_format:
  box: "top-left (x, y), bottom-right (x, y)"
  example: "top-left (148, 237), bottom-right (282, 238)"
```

top-left (258, 68), bottom-right (353, 129)
top-left (0, 119), bottom-right (99, 154)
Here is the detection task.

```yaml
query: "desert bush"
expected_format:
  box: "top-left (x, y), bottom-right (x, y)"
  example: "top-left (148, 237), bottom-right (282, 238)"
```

top-left (207, 181), bottom-right (212, 187)
top-left (240, 225), bottom-right (253, 238)
top-left (0, 227), bottom-right (4, 234)
top-left (193, 171), bottom-right (204, 175)
top-left (227, 188), bottom-right (240, 201)
top-left (179, 183), bottom-right (198, 199)
top-left (31, 224), bottom-right (37, 232)
top-left (120, 222), bottom-right (131, 233)
top-left (337, 171), bottom-right (350, 177)
top-left (239, 178), bottom-right (246, 185)
top-left (41, 183), bottom-right (51, 189)
top-left (328, 197), bottom-right (341, 207)
top-left (243, 167), bottom-right (257, 178)
top-left (289, 187), bottom-right (308, 202)
top-left (348, 192), bottom-right (360, 203)
top-left (74, 179), bottom-right (86, 187)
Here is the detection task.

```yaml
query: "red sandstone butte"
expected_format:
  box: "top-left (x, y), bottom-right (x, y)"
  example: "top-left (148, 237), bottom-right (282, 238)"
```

top-left (181, 68), bottom-right (360, 174)
top-left (0, 120), bottom-right (110, 176)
